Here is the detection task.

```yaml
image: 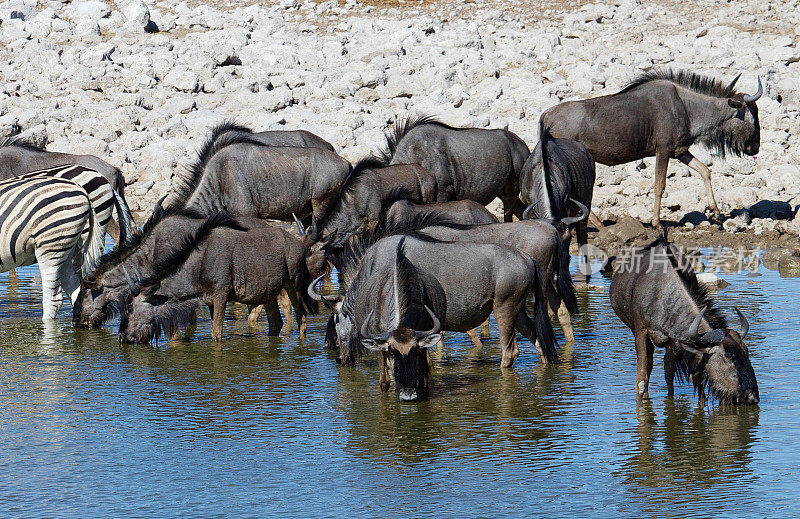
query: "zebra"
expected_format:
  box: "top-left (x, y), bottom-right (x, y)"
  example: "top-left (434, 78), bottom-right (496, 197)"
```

top-left (0, 175), bottom-right (105, 319)
top-left (17, 164), bottom-right (135, 247)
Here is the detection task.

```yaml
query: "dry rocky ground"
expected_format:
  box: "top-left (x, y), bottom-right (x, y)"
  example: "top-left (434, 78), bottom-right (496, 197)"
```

top-left (1, 0), bottom-right (799, 262)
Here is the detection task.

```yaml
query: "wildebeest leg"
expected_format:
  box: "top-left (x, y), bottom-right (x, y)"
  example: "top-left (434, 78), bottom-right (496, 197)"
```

top-left (278, 289), bottom-right (294, 330)
top-left (678, 152), bottom-right (721, 220)
top-left (588, 210), bottom-right (604, 229)
top-left (576, 220), bottom-right (590, 283)
top-left (378, 352), bottom-right (391, 392)
top-left (480, 317), bottom-right (491, 336)
top-left (497, 304), bottom-right (521, 368)
top-left (634, 329), bottom-right (654, 398)
top-left (664, 344), bottom-right (676, 397)
top-left (651, 152), bottom-right (670, 229)
top-left (210, 294), bottom-right (227, 342)
top-left (546, 281), bottom-right (574, 344)
top-left (264, 300), bottom-right (283, 336)
top-left (247, 305), bottom-right (264, 326)
top-left (284, 288), bottom-right (306, 339)
top-left (465, 328), bottom-right (483, 348)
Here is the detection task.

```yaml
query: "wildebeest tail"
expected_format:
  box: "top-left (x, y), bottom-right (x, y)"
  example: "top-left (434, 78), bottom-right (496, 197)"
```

top-left (112, 189), bottom-right (136, 246)
top-left (555, 231), bottom-right (578, 315)
top-left (538, 118), bottom-right (561, 219)
top-left (530, 261), bottom-right (559, 364)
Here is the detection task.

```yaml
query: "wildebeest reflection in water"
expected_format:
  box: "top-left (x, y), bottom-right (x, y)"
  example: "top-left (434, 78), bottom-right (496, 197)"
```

top-left (619, 398), bottom-right (759, 498)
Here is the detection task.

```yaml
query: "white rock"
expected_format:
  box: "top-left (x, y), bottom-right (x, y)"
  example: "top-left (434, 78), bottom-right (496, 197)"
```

top-left (123, 0), bottom-right (150, 29)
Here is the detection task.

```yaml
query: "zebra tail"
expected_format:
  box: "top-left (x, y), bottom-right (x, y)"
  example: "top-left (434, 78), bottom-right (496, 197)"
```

top-left (81, 191), bottom-right (106, 276)
top-left (112, 190), bottom-right (136, 245)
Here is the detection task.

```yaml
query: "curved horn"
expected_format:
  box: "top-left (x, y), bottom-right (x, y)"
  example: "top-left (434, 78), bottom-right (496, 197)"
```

top-left (688, 306), bottom-right (726, 345)
top-left (361, 309), bottom-right (392, 342)
top-left (726, 72), bottom-right (741, 91)
top-left (743, 77), bottom-right (763, 103)
top-left (735, 307), bottom-right (749, 339)
top-left (522, 203), bottom-right (535, 221)
top-left (308, 213), bottom-right (319, 242)
top-left (292, 213), bottom-right (305, 236)
top-left (120, 264), bottom-right (140, 296)
top-left (307, 273), bottom-right (342, 304)
top-left (413, 305), bottom-right (441, 338)
top-left (561, 198), bottom-right (589, 227)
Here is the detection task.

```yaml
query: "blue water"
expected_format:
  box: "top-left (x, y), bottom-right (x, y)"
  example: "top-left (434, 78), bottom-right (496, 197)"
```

top-left (0, 249), bottom-right (798, 517)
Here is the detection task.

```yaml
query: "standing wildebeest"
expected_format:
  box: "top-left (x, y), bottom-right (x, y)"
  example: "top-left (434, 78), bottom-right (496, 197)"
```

top-left (206, 122), bottom-right (335, 152)
top-left (609, 234), bottom-right (759, 405)
top-left (311, 227), bottom-right (558, 401)
top-left (385, 199), bottom-right (498, 228)
top-left (73, 206), bottom-right (243, 328)
top-left (317, 157), bottom-right (443, 252)
top-left (166, 123), bottom-right (351, 239)
top-left (119, 217), bottom-right (319, 343)
top-left (541, 69), bottom-right (763, 227)
top-left (521, 125), bottom-right (596, 277)
top-left (0, 135), bottom-right (129, 240)
top-left (1, 175), bottom-right (104, 319)
top-left (384, 114), bottom-right (530, 221)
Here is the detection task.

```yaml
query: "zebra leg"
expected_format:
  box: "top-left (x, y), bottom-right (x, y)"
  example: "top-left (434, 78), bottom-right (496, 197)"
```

top-left (36, 256), bottom-right (63, 320)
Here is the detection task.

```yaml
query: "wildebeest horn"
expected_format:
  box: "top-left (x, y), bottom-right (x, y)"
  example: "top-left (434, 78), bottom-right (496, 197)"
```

top-left (743, 76), bottom-right (763, 103)
top-left (307, 273), bottom-right (342, 303)
top-left (292, 213), bottom-right (305, 236)
top-left (361, 309), bottom-right (392, 344)
top-left (735, 307), bottom-right (749, 339)
top-left (413, 305), bottom-right (441, 339)
top-left (308, 214), bottom-right (319, 241)
top-left (522, 203), bottom-right (534, 220)
top-left (726, 73), bottom-right (741, 91)
top-left (121, 264), bottom-right (140, 296)
top-left (688, 306), bottom-right (726, 345)
top-left (561, 199), bottom-right (589, 226)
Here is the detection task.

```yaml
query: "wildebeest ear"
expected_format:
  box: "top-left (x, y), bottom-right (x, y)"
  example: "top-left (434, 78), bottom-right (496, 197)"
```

top-left (728, 98), bottom-right (745, 110)
top-left (361, 338), bottom-right (388, 351)
top-left (678, 341), bottom-right (719, 355)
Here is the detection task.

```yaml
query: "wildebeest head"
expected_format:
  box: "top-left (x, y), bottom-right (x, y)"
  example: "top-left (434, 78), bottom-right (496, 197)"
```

top-left (712, 76), bottom-right (763, 157)
top-left (118, 289), bottom-right (198, 344)
top-left (679, 306), bottom-right (759, 405)
top-left (73, 265), bottom-right (141, 328)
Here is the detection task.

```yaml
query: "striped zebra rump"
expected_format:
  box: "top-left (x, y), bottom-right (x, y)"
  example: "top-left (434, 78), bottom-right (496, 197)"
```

top-left (0, 176), bottom-right (103, 275)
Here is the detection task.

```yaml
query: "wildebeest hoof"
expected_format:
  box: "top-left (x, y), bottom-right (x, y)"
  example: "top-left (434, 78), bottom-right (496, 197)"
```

top-left (398, 388), bottom-right (418, 402)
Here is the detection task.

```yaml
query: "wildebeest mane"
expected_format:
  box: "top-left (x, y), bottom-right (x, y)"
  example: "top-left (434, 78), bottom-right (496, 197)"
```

top-left (0, 134), bottom-right (46, 151)
top-left (337, 155), bottom-right (386, 200)
top-left (339, 210), bottom-right (458, 290)
top-left (122, 297), bottom-right (200, 344)
top-left (616, 69), bottom-right (739, 99)
top-left (170, 122), bottom-right (268, 209)
top-left (139, 211), bottom-right (246, 286)
top-left (382, 113), bottom-right (462, 160)
top-left (89, 205), bottom-right (207, 280)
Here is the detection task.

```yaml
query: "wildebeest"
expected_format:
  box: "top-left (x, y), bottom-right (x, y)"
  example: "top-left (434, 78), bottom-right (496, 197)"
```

top-left (541, 69), bottom-right (762, 227)
top-left (311, 222), bottom-right (558, 401)
top-left (385, 199), bottom-right (499, 228)
top-left (316, 157), bottom-right (442, 252)
top-left (73, 206), bottom-right (242, 328)
top-left (416, 218), bottom-right (579, 343)
top-left (383, 114), bottom-right (530, 221)
top-left (609, 234), bottom-right (759, 405)
top-left (165, 123), bottom-right (351, 238)
top-left (119, 217), bottom-right (319, 343)
top-left (205, 122), bottom-right (335, 152)
top-left (1, 175), bottom-right (104, 319)
top-left (0, 135), bottom-right (129, 240)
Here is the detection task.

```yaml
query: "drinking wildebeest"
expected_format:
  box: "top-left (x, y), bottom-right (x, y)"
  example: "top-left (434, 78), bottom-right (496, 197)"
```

top-left (0, 135), bottom-right (129, 240)
top-left (383, 114), bottom-right (530, 221)
top-left (609, 234), bottom-right (759, 405)
top-left (316, 156), bottom-right (443, 252)
top-left (311, 233), bottom-right (557, 401)
top-left (1, 175), bottom-right (104, 319)
top-left (73, 206), bottom-right (243, 329)
top-left (164, 123), bottom-right (351, 239)
top-left (541, 69), bottom-right (762, 227)
top-left (119, 217), bottom-right (319, 343)
top-left (416, 217), bottom-right (580, 343)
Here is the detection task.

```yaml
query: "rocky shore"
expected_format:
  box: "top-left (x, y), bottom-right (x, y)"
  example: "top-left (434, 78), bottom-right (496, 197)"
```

top-left (1, 0), bottom-right (799, 245)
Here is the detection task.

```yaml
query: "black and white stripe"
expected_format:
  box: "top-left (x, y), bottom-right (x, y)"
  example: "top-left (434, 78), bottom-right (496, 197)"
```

top-left (0, 175), bottom-right (104, 319)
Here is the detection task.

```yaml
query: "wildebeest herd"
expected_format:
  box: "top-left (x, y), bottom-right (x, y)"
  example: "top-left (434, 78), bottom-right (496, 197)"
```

top-left (0, 69), bottom-right (764, 404)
